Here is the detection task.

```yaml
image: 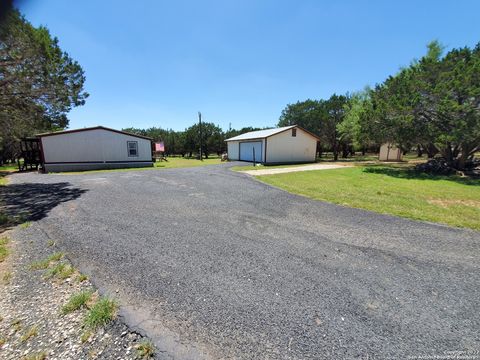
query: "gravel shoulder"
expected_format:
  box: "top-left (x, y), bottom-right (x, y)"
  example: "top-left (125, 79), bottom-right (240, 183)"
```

top-left (0, 225), bottom-right (153, 360)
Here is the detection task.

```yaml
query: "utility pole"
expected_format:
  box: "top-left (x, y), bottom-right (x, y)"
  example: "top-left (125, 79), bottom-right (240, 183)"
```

top-left (198, 111), bottom-right (203, 161)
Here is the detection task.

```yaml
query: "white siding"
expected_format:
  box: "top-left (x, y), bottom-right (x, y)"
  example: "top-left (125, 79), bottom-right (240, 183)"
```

top-left (227, 141), bottom-right (240, 160)
top-left (41, 128), bottom-right (153, 171)
top-left (266, 128), bottom-right (317, 163)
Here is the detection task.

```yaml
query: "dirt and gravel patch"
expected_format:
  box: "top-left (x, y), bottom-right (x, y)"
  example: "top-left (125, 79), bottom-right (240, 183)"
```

top-left (0, 226), bottom-right (156, 360)
top-left (240, 163), bottom-right (351, 175)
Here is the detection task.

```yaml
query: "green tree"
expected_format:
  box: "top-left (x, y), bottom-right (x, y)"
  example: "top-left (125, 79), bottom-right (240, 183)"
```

top-left (0, 8), bottom-right (88, 162)
top-left (184, 122), bottom-right (224, 158)
top-left (277, 96), bottom-right (349, 160)
top-left (278, 99), bottom-right (324, 136)
top-left (365, 40), bottom-right (480, 169)
top-left (324, 94), bottom-right (349, 160)
top-left (338, 89), bottom-right (376, 155)
top-left (415, 43), bottom-right (480, 168)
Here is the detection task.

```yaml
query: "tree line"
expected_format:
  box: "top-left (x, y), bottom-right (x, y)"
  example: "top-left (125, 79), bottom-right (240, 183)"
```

top-left (123, 125), bottom-right (264, 158)
top-left (278, 41), bottom-right (480, 170)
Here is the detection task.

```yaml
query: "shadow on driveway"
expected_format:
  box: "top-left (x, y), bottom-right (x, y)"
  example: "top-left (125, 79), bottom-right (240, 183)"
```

top-left (0, 182), bottom-right (87, 226)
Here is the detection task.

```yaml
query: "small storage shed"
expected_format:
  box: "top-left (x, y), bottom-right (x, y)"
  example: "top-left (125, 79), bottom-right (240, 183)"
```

top-left (379, 143), bottom-right (403, 162)
top-left (37, 126), bottom-right (154, 172)
top-left (225, 125), bottom-right (319, 164)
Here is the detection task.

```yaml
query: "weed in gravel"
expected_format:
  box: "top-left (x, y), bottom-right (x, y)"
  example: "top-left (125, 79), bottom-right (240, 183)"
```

top-left (20, 325), bottom-right (38, 342)
top-left (0, 237), bottom-right (9, 262)
top-left (29, 252), bottom-right (64, 270)
top-left (22, 351), bottom-right (47, 360)
top-left (48, 252), bottom-right (64, 261)
top-left (44, 263), bottom-right (74, 280)
top-left (62, 290), bottom-right (94, 314)
top-left (11, 318), bottom-right (22, 332)
top-left (77, 273), bottom-right (88, 282)
top-left (2, 271), bottom-right (12, 285)
top-left (0, 337), bottom-right (5, 346)
top-left (80, 330), bottom-right (93, 343)
top-left (47, 240), bottom-right (55, 247)
top-left (84, 297), bottom-right (118, 329)
top-left (136, 340), bottom-right (156, 358)
top-left (20, 221), bottom-right (31, 229)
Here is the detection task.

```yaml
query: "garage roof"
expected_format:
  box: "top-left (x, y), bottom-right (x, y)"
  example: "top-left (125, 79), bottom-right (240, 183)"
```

top-left (225, 125), bottom-right (320, 141)
top-left (225, 126), bottom-right (297, 141)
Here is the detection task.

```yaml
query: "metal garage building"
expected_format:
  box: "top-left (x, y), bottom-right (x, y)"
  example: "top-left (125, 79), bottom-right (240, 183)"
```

top-left (225, 125), bottom-right (320, 164)
top-left (37, 126), bottom-right (154, 172)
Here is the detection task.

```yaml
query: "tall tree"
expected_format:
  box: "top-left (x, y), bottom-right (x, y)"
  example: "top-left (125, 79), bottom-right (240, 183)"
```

top-left (324, 94), bottom-right (348, 160)
top-left (364, 40), bottom-right (480, 169)
top-left (0, 8), bottom-right (88, 162)
top-left (415, 43), bottom-right (480, 168)
top-left (184, 122), bottom-right (224, 158)
top-left (277, 96), bottom-right (349, 160)
top-left (338, 89), bottom-right (375, 154)
top-left (278, 99), bottom-right (325, 136)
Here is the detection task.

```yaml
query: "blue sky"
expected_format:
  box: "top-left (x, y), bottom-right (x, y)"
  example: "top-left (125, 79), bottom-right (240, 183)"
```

top-left (19, 0), bottom-right (480, 132)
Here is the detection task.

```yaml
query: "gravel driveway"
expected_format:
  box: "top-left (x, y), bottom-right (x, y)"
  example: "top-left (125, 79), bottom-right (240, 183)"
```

top-left (6, 164), bottom-right (480, 359)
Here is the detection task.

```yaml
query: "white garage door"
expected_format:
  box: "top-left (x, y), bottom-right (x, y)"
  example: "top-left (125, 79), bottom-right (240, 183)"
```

top-left (239, 141), bottom-right (262, 162)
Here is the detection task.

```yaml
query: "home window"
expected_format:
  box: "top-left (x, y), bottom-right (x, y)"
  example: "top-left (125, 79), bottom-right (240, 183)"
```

top-left (127, 141), bottom-right (138, 157)
top-left (292, 128), bottom-right (297, 137)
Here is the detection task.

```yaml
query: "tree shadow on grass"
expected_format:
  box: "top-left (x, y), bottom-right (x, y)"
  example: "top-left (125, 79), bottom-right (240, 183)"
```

top-left (0, 182), bottom-right (87, 231)
top-left (363, 166), bottom-right (480, 186)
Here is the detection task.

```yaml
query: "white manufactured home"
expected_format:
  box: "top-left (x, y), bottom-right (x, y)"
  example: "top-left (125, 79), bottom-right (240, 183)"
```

top-left (225, 125), bottom-right (320, 164)
top-left (37, 126), bottom-right (154, 172)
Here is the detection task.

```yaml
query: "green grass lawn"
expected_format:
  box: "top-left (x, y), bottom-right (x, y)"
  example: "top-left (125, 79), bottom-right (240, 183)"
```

top-left (257, 166), bottom-right (480, 230)
top-left (231, 152), bottom-right (426, 172)
top-left (0, 163), bottom-right (19, 172)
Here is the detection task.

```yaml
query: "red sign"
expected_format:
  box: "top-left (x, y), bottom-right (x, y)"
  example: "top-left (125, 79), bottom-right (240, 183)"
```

top-left (155, 142), bottom-right (164, 152)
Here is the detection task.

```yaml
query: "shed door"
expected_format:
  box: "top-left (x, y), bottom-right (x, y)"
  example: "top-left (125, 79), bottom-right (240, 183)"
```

top-left (239, 141), bottom-right (262, 162)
